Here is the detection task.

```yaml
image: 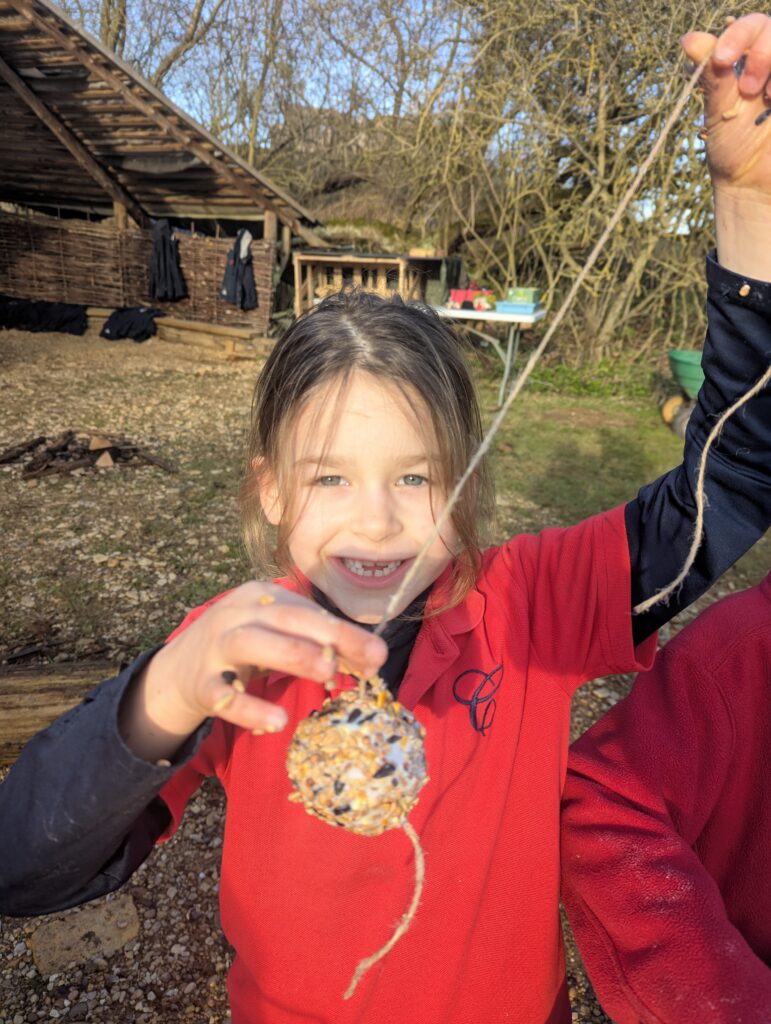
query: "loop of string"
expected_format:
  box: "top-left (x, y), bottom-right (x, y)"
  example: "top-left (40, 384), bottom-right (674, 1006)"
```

top-left (633, 360), bottom-right (771, 614)
top-left (374, 54), bottom-right (712, 637)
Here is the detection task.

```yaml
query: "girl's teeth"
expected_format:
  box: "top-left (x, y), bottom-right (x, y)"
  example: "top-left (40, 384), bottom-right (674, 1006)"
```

top-left (343, 559), bottom-right (402, 578)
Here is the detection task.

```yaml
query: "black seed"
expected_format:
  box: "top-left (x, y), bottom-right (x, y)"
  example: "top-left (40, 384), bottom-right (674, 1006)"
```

top-left (333, 804), bottom-right (351, 815)
top-left (360, 712), bottom-right (376, 723)
top-left (333, 779), bottom-right (344, 795)
top-left (373, 762), bottom-right (396, 778)
top-left (755, 108), bottom-right (771, 127)
top-left (386, 734), bottom-right (400, 743)
top-left (347, 708), bottom-right (362, 722)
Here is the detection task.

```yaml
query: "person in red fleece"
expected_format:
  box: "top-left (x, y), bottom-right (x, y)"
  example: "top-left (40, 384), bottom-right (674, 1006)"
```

top-left (561, 571), bottom-right (771, 1023)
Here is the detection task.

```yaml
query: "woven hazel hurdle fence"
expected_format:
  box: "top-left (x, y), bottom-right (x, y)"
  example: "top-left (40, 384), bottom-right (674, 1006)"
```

top-left (0, 209), bottom-right (275, 334)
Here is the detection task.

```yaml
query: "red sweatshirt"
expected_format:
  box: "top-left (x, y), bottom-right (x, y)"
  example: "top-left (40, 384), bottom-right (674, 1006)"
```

top-left (562, 572), bottom-right (771, 1024)
top-left (159, 505), bottom-right (656, 1024)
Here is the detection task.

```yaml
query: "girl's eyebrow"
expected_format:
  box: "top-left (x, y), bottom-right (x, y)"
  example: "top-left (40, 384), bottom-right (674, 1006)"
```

top-left (296, 453), bottom-right (436, 468)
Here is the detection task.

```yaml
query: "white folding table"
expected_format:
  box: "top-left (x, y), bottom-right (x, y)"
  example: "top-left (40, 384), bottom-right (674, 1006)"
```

top-left (433, 306), bottom-right (546, 406)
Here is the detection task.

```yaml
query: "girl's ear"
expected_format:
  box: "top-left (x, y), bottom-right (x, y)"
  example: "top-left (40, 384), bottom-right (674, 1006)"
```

top-left (253, 456), bottom-right (282, 526)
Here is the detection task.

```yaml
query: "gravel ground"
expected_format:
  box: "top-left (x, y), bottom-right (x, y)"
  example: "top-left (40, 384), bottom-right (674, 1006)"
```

top-left (0, 326), bottom-right (765, 1024)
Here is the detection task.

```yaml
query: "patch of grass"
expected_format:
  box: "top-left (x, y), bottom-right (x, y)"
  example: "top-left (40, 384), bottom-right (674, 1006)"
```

top-left (526, 360), bottom-right (656, 399)
top-left (483, 390), bottom-right (682, 529)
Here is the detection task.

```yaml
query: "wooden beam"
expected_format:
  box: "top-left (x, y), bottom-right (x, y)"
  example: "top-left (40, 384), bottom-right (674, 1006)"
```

top-left (293, 253), bottom-right (401, 267)
top-left (0, 661), bottom-right (116, 767)
top-left (9, 0), bottom-right (326, 247)
top-left (0, 53), bottom-right (150, 228)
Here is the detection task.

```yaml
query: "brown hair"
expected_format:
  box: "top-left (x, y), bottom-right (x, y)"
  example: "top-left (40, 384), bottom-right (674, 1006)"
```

top-left (240, 290), bottom-right (494, 609)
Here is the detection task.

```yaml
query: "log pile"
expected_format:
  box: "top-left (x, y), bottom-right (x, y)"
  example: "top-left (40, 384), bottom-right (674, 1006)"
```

top-left (0, 431), bottom-right (177, 477)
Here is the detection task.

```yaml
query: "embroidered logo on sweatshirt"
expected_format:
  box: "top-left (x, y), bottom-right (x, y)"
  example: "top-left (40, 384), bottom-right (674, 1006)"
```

top-left (452, 664), bottom-right (502, 734)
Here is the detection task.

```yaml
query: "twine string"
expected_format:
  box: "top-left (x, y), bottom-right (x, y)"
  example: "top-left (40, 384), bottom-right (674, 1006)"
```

top-left (633, 362), bottom-right (771, 614)
top-left (373, 55), bottom-right (710, 637)
top-left (344, 820), bottom-right (425, 999)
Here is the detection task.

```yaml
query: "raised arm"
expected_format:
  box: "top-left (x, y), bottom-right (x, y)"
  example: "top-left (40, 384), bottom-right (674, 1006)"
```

top-left (627, 16), bottom-right (771, 643)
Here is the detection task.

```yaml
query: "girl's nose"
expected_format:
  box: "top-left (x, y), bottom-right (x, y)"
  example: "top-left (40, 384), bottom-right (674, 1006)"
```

top-left (351, 486), bottom-right (400, 543)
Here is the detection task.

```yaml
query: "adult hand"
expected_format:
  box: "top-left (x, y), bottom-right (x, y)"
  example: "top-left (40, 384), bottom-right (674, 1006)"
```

top-left (683, 14), bottom-right (771, 193)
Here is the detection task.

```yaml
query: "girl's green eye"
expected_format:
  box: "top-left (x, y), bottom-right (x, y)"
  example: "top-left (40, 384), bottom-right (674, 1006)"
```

top-left (400, 474), bottom-right (428, 487)
top-left (316, 475), bottom-right (345, 486)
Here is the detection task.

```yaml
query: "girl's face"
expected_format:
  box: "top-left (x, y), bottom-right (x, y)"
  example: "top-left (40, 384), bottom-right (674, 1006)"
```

top-left (261, 371), bottom-right (459, 623)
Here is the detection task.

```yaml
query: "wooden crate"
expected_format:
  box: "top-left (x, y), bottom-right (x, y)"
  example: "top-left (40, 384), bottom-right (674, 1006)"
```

top-left (292, 251), bottom-right (426, 316)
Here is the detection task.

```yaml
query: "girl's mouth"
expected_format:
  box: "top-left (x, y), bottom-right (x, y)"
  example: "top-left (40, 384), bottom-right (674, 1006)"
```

top-left (333, 556), bottom-right (412, 588)
top-left (342, 558), bottom-right (403, 578)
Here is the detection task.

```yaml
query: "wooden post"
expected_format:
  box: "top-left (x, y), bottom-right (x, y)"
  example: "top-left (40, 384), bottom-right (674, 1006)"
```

top-left (264, 210), bottom-right (278, 245)
top-left (398, 258), bottom-right (406, 299)
top-left (113, 201), bottom-right (128, 230)
top-left (293, 253), bottom-right (302, 317)
top-left (281, 223), bottom-right (291, 262)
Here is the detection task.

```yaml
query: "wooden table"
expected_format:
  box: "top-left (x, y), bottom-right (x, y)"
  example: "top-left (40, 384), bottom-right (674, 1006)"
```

top-left (433, 306), bottom-right (546, 405)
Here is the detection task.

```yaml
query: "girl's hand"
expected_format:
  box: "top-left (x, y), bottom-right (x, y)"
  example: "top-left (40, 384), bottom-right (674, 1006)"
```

top-left (120, 582), bottom-right (387, 762)
top-left (682, 14), bottom-right (771, 194)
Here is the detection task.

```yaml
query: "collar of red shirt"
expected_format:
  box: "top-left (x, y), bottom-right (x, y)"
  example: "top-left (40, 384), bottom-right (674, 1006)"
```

top-left (262, 564), bottom-right (486, 704)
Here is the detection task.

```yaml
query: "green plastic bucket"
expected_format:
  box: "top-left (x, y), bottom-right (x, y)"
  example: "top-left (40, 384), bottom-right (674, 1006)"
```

top-left (669, 349), bottom-right (705, 400)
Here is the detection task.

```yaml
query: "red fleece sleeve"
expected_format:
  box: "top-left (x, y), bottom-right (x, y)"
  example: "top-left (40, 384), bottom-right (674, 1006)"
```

top-left (158, 718), bottom-right (231, 841)
top-left (561, 643), bottom-right (771, 1022)
top-left (499, 505), bottom-right (656, 693)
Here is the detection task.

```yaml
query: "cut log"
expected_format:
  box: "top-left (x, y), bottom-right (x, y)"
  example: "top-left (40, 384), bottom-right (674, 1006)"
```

top-left (0, 661), bottom-right (117, 766)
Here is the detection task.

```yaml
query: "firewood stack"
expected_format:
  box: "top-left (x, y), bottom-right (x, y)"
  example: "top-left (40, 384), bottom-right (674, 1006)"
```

top-left (0, 431), bottom-right (177, 478)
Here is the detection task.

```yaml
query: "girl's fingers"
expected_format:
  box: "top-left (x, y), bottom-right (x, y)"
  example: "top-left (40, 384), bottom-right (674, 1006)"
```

top-left (238, 599), bottom-right (387, 677)
top-left (206, 675), bottom-right (289, 734)
top-left (223, 621), bottom-right (342, 683)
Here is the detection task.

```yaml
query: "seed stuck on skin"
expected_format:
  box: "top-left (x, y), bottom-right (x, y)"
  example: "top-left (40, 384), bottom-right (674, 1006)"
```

top-left (212, 690), bottom-right (236, 713)
top-left (286, 677), bottom-right (428, 837)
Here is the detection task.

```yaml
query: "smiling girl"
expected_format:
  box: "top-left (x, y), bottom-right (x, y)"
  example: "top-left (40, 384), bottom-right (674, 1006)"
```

top-left (3, 17), bottom-right (771, 1024)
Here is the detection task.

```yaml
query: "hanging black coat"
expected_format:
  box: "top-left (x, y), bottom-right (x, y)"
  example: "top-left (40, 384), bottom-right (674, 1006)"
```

top-left (220, 229), bottom-right (258, 311)
top-left (149, 220), bottom-right (186, 301)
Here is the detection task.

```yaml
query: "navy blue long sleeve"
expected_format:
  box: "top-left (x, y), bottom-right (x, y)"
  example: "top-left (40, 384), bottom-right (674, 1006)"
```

top-left (629, 253), bottom-right (771, 644)
top-left (0, 649), bottom-right (213, 915)
top-left (1, 253), bottom-right (769, 917)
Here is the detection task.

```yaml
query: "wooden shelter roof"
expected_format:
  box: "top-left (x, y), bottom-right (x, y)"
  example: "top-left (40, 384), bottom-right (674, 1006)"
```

top-left (0, 0), bottom-right (324, 243)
